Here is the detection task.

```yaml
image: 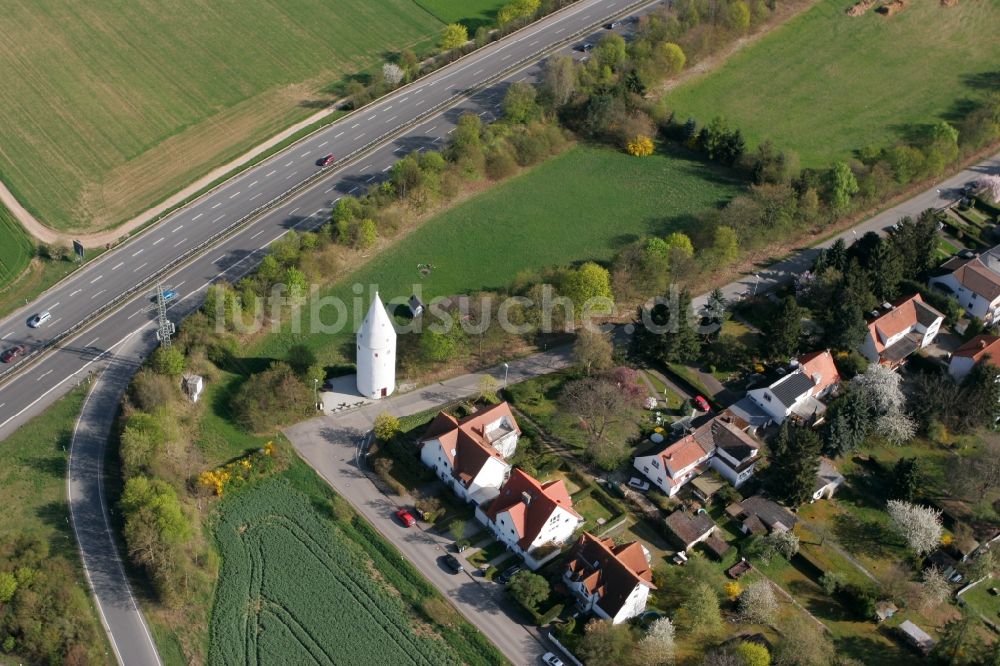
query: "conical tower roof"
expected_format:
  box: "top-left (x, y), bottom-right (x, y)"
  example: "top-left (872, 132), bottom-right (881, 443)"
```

top-left (357, 292), bottom-right (396, 349)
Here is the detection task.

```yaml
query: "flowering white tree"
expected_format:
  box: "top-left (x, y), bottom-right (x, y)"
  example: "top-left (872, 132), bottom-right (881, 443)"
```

top-left (645, 396), bottom-right (658, 410)
top-left (738, 580), bottom-right (779, 625)
top-left (977, 174), bottom-right (1000, 204)
top-left (887, 499), bottom-right (942, 556)
top-left (920, 565), bottom-right (951, 610)
top-left (635, 617), bottom-right (676, 666)
top-left (852, 364), bottom-right (905, 413)
top-left (768, 529), bottom-right (800, 559)
top-left (382, 62), bottom-right (404, 87)
top-left (874, 411), bottom-right (918, 445)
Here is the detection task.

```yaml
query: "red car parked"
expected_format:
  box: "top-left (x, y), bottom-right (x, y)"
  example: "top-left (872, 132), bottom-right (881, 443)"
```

top-left (395, 508), bottom-right (416, 527)
top-left (1, 345), bottom-right (25, 363)
top-left (694, 395), bottom-right (711, 412)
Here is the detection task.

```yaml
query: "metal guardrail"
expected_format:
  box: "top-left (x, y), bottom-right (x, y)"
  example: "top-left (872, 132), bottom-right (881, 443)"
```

top-left (0, 0), bottom-right (654, 387)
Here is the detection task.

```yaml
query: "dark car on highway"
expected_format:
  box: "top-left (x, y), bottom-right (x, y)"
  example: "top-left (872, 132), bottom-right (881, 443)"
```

top-left (1, 345), bottom-right (26, 363)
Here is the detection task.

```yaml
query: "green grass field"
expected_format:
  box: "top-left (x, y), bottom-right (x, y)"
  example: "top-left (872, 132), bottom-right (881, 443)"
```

top-left (413, 0), bottom-right (506, 29)
top-left (209, 469), bottom-right (503, 665)
top-left (253, 144), bottom-right (740, 361)
top-left (0, 202), bottom-right (32, 288)
top-left (667, 0), bottom-right (1000, 166)
top-left (0, 0), bottom-right (443, 231)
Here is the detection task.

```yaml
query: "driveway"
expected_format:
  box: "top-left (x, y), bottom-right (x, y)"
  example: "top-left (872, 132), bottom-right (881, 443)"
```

top-left (283, 348), bottom-right (573, 666)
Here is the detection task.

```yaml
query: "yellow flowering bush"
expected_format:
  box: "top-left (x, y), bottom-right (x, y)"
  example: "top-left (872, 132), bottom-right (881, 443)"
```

top-left (199, 441), bottom-right (280, 497)
top-left (626, 135), bottom-right (654, 157)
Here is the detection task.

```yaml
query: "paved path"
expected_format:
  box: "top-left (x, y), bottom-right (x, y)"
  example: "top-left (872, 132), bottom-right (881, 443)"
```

top-left (284, 348), bottom-right (573, 666)
top-left (68, 328), bottom-right (162, 666)
top-left (690, 151), bottom-right (1000, 312)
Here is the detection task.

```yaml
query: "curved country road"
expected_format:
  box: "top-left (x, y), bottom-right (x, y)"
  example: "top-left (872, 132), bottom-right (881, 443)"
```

top-left (68, 326), bottom-right (162, 666)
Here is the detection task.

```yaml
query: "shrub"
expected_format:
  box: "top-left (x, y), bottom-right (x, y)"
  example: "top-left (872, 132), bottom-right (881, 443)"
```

top-left (626, 135), bottom-right (655, 157)
top-left (374, 412), bottom-right (401, 441)
top-left (150, 345), bottom-right (185, 376)
top-left (231, 362), bottom-right (312, 432)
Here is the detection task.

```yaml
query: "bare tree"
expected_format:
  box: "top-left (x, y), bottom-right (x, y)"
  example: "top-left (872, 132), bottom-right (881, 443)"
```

top-left (887, 500), bottom-right (943, 556)
top-left (573, 328), bottom-right (614, 375)
top-left (977, 174), bottom-right (1000, 204)
top-left (738, 580), bottom-right (779, 625)
top-left (920, 566), bottom-right (951, 610)
top-left (540, 55), bottom-right (577, 107)
top-left (561, 376), bottom-right (638, 469)
top-left (382, 62), bottom-right (404, 87)
top-left (635, 617), bottom-right (676, 666)
top-left (955, 436), bottom-right (1000, 499)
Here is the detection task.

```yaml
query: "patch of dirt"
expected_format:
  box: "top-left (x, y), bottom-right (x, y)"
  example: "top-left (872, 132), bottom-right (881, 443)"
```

top-left (846, 0), bottom-right (877, 16)
top-left (876, 0), bottom-right (907, 16)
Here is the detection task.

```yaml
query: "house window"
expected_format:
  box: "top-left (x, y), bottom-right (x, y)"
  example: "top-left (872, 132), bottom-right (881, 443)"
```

top-left (763, 393), bottom-right (771, 402)
top-left (651, 460), bottom-right (660, 469)
top-left (643, 466), bottom-right (649, 474)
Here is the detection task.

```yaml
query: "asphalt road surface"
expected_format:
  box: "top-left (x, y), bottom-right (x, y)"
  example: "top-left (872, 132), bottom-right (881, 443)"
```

top-left (284, 348), bottom-right (575, 666)
top-left (0, 0), bottom-right (656, 441)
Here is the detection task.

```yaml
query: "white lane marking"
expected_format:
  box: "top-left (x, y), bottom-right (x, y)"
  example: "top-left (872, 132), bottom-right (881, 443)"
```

top-left (473, 68), bottom-right (484, 75)
top-left (248, 180), bottom-right (258, 188)
top-left (153, 237), bottom-right (163, 245)
top-left (367, 175), bottom-right (376, 182)
top-left (127, 310), bottom-right (142, 320)
top-left (333, 196), bottom-right (342, 203)
top-left (174, 281), bottom-right (185, 289)
top-left (36, 369), bottom-right (53, 382)
top-left (133, 262), bottom-right (147, 272)
top-left (251, 229), bottom-right (265, 240)
top-left (212, 202), bottom-right (222, 209)
top-left (479, 111), bottom-right (488, 117)
top-left (266, 169), bottom-right (276, 177)
top-left (325, 186), bottom-right (335, 193)
top-left (502, 53), bottom-right (512, 59)
top-left (0, 403), bottom-right (4, 409)
top-left (351, 123), bottom-right (360, 129)
top-left (386, 115), bottom-right (397, 123)
top-left (286, 171), bottom-right (298, 179)
top-left (112, 262), bottom-right (124, 271)
top-left (212, 214), bottom-right (225, 223)
top-left (132, 249), bottom-right (143, 257)
top-left (90, 275), bottom-right (102, 284)
top-left (384, 105), bottom-right (392, 111)
top-left (173, 237), bottom-right (187, 248)
top-left (49, 302), bottom-right (60, 309)
top-left (50, 318), bottom-right (61, 327)
top-left (354, 133), bottom-right (366, 140)
top-left (69, 289), bottom-right (81, 298)
top-left (382, 165), bottom-right (393, 172)
top-left (312, 208), bottom-right (323, 217)
top-left (335, 131), bottom-right (344, 138)
top-left (91, 290), bottom-right (105, 299)
top-left (433, 137), bottom-right (442, 143)
top-left (172, 224), bottom-right (183, 233)
top-left (250, 193), bottom-right (262, 200)
top-left (289, 207), bottom-right (300, 214)
top-left (427, 125), bottom-right (438, 133)
top-left (319, 141), bottom-right (328, 148)
top-left (214, 255), bottom-right (226, 263)
top-left (300, 151), bottom-right (311, 157)
top-left (416, 99), bottom-right (426, 107)
top-left (398, 96), bottom-right (408, 103)
top-left (530, 39), bottom-right (539, 45)
top-left (359, 163), bottom-right (372, 173)
top-left (349, 186), bottom-right (359, 194)
top-left (285, 160), bottom-right (293, 166)
top-left (85, 337), bottom-right (100, 347)
top-left (192, 213), bottom-right (203, 221)
top-left (448, 128), bottom-right (456, 134)
top-left (414, 88), bottom-right (423, 95)
top-left (229, 191), bottom-right (240, 199)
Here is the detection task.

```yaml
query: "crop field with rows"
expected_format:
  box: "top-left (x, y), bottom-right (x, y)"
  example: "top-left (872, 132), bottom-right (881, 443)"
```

top-left (209, 478), bottom-right (471, 665)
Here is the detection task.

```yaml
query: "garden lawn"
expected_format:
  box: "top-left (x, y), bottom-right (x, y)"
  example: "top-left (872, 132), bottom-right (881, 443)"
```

top-left (209, 462), bottom-right (504, 665)
top-left (0, 202), bottom-right (32, 289)
top-left (667, 0), bottom-right (1000, 166)
top-left (252, 144), bottom-right (740, 363)
top-left (0, 0), bottom-right (443, 231)
top-left (413, 0), bottom-right (506, 29)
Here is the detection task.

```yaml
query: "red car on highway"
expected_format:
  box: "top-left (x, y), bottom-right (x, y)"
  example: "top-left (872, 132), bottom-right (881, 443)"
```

top-left (318, 153), bottom-right (336, 167)
top-left (395, 508), bottom-right (416, 527)
top-left (1, 345), bottom-right (26, 363)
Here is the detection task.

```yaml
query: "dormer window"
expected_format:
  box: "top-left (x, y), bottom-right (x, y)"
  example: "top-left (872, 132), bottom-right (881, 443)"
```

top-left (651, 459), bottom-right (660, 469)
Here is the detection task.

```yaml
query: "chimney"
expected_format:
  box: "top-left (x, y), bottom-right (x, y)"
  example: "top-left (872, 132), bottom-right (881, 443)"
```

top-left (521, 491), bottom-right (532, 506)
top-left (812, 372), bottom-right (822, 386)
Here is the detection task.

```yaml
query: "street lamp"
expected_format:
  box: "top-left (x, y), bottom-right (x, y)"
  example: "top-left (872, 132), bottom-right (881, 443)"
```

top-left (503, 362), bottom-right (509, 390)
top-left (752, 274), bottom-right (761, 297)
top-left (313, 378), bottom-right (319, 410)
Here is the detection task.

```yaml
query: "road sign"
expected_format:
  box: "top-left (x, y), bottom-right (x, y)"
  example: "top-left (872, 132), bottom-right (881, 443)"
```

top-left (72, 240), bottom-right (85, 261)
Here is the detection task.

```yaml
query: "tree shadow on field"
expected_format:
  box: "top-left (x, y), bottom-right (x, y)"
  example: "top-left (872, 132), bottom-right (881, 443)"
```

top-left (832, 512), bottom-right (897, 559)
top-left (25, 454), bottom-right (66, 480)
top-left (963, 71), bottom-right (1000, 92)
top-left (645, 213), bottom-right (702, 239)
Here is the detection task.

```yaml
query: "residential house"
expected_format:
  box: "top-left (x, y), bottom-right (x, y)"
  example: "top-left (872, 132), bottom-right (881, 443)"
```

top-left (929, 244), bottom-right (1000, 325)
top-left (633, 413), bottom-right (761, 497)
top-left (741, 350), bottom-right (841, 426)
top-left (728, 496), bottom-right (798, 536)
top-left (419, 402), bottom-right (521, 506)
top-left (897, 620), bottom-right (936, 655)
top-left (859, 294), bottom-right (944, 367)
top-left (476, 468), bottom-right (582, 569)
top-left (948, 334), bottom-right (1000, 381)
top-left (664, 510), bottom-right (717, 552)
top-left (564, 533), bottom-right (655, 624)
top-left (812, 458), bottom-right (845, 501)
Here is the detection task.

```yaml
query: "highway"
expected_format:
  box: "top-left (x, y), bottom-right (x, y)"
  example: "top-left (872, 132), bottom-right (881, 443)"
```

top-left (0, 0), bottom-right (654, 441)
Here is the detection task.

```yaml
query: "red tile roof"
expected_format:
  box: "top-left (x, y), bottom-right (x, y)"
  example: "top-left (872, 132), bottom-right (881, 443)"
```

top-left (953, 335), bottom-right (1000, 366)
top-left (421, 402), bottom-right (520, 486)
top-left (797, 350), bottom-right (841, 396)
top-left (868, 294), bottom-right (943, 354)
top-left (954, 259), bottom-right (1000, 301)
top-left (566, 533), bottom-right (655, 618)
top-left (484, 469), bottom-right (580, 550)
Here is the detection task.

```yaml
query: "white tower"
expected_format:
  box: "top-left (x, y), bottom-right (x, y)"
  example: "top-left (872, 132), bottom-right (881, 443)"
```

top-left (356, 292), bottom-right (396, 399)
